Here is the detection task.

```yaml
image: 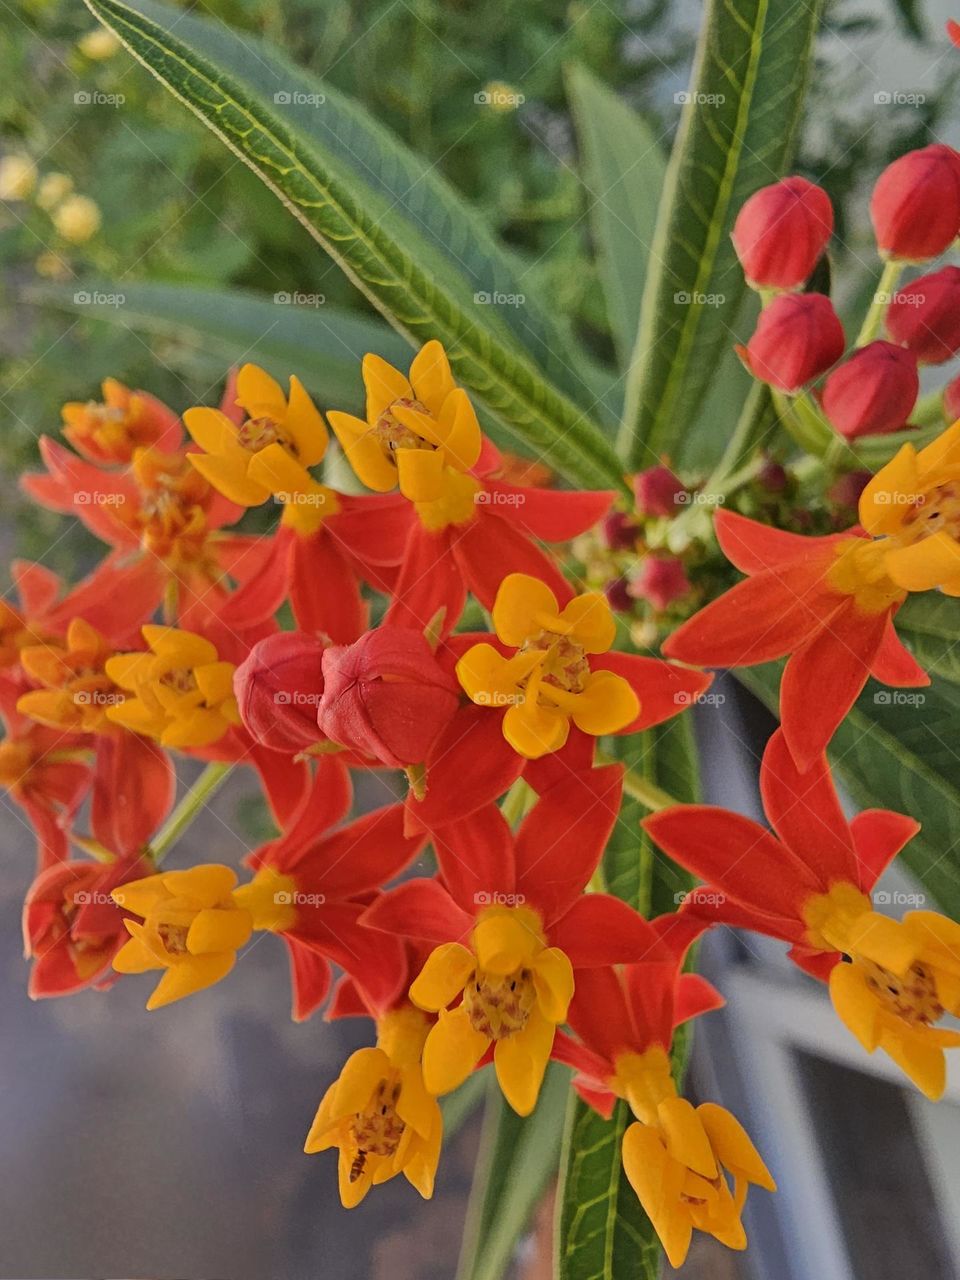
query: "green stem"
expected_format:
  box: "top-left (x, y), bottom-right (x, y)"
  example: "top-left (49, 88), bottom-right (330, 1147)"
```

top-left (856, 259), bottom-right (903, 346)
top-left (148, 762), bottom-right (234, 866)
top-left (706, 381), bottom-right (771, 491)
top-left (597, 753), bottom-right (678, 811)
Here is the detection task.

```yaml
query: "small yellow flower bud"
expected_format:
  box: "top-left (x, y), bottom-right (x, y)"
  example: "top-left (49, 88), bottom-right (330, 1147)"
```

top-left (78, 28), bottom-right (120, 59)
top-left (36, 172), bottom-right (74, 211)
top-left (52, 194), bottom-right (102, 243)
top-left (35, 251), bottom-right (70, 280)
top-left (0, 155), bottom-right (38, 201)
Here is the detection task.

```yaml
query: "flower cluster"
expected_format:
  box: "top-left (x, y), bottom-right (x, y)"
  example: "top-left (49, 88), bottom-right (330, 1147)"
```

top-left (6, 170), bottom-right (960, 1267)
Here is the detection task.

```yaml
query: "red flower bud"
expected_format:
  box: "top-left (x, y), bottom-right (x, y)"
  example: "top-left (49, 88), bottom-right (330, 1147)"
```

top-left (870, 144), bottom-right (960, 262)
top-left (604, 576), bottom-right (633, 613)
top-left (944, 372), bottom-right (960, 423)
top-left (629, 556), bottom-right (691, 611)
top-left (827, 469), bottom-right (872, 513)
top-left (234, 631), bottom-right (327, 753)
top-left (886, 266), bottom-right (960, 364)
top-left (821, 340), bottom-right (919, 439)
top-left (600, 511), bottom-right (639, 550)
top-left (738, 293), bottom-right (845, 392)
top-left (632, 466), bottom-right (685, 518)
top-left (732, 177), bottom-right (833, 289)
top-left (318, 626), bottom-right (460, 768)
top-left (758, 457), bottom-right (788, 493)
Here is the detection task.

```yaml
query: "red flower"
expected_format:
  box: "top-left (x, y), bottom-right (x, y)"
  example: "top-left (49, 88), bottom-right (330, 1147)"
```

top-left (234, 630), bottom-right (328, 754)
top-left (318, 626), bottom-right (460, 769)
top-left (363, 766), bottom-right (661, 1114)
top-left (663, 509), bottom-right (928, 770)
top-left (732, 176), bottom-right (833, 289)
top-left (887, 266), bottom-right (960, 364)
top-left (821, 340), bottom-right (919, 439)
top-left (870, 144), bottom-right (960, 262)
top-left (22, 853), bottom-right (149, 998)
top-left (61, 376), bottom-right (183, 465)
top-left (737, 293), bottom-right (845, 392)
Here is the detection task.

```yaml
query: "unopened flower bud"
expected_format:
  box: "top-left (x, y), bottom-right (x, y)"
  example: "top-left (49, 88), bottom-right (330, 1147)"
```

top-left (738, 293), bottom-right (844, 392)
top-left (828, 470), bottom-right (872, 512)
top-left (732, 176), bottom-right (833, 289)
top-left (870, 144), bottom-right (960, 263)
top-left (757, 457), bottom-right (788, 493)
top-left (0, 154), bottom-right (37, 201)
top-left (318, 626), bottom-right (460, 768)
top-left (821, 340), bottom-right (918, 439)
top-left (604, 576), bottom-right (633, 613)
top-left (52, 194), bottom-right (101, 243)
top-left (887, 266), bottom-right (960, 365)
top-left (234, 631), bottom-right (327, 753)
top-left (629, 556), bottom-right (691, 611)
top-left (632, 466), bottom-right (685, 518)
top-left (600, 512), bottom-right (639, 550)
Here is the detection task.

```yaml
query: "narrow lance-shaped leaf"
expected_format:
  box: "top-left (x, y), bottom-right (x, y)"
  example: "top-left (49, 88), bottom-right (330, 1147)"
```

top-left (620, 0), bottom-right (825, 469)
top-left (85, 0), bottom-right (627, 493)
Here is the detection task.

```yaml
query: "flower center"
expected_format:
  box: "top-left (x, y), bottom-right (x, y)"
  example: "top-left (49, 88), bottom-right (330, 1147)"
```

top-left (463, 965), bottom-right (536, 1039)
top-left (375, 398), bottom-right (434, 456)
top-left (349, 1078), bottom-right (405, 1179)
top-left (161, 667), bottom-right (198, 696)
top-left (859, 956), bottom-right (945, 1027)
top-left (156, 921), bottom-right (190, 955)
top-left (520, 630), bottom-right (590, 696)
top-left (898, 482), bottom-right (960, 546)
top-left (237, 415), bottom-right (286, 455)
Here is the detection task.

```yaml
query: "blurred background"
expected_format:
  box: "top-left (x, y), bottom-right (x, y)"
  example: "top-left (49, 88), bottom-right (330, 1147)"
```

top-left (2, 0), bottom-right (960, 1276)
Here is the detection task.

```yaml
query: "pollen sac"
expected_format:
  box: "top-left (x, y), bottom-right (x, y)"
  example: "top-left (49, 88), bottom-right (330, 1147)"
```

top-left (374, 397), bottom-right (433, 454)
top-left (350, 1077), bottom-right (405, 1172)
top-left (463, 965), bottom-right (536, 1039)
top-left (860, 958), bottom-right (945, 1028)
top-left (520, 631), bottom-right (589, 694)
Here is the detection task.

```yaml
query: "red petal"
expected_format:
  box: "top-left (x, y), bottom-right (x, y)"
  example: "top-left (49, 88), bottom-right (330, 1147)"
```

top-left (850, 809), bottom-right (921, 892)
top-left (514, 765), bottom-right (623, 923)
top-left (384, 525), bottom-right (466, 635)
top-left (680, 889), bottom-right (806, 945)
top-left (331, 493), bottom-right (413, 569)
top-left (869, 615), bottom-right (931, 687)
top-left (91, 733), bottom-right (175, 857)
top-left (663, 561), bottom-right (843, 667)
top-left (284, 934), bottom-right (333, 1021)
top-left (591, 652), bottom-right (712, 733)
top-left (361, 878), bottom-right (473, 944)
top-left (714, 509), bottom-right (849, 574)
top-left (296, 804), bottom-right (426, 899)
top-left (288, 525), bottom-right (368, 644)
top-left (566, 965), bottom-right (633, 1063)
top-left (759, 727), bottom-right (858, 887)
top-left (780, 606), bottom-right (889, 770)
top-left (454, 512), bottom-right (573, 610)
top-left (325, 973), bottom-right (370, 1021)
top-left (522, 731), bottom-right (595, 795)
top-left (11, 560), bottom-right (61, 616)
top-left (788, 945), bottom-right (839, 982)
top-left (45, 553), bottom-right (165, 643)
top-left (549, 894), bottom-right (659, 967)
top-left (406, 704), bottom-right (524, 832)
top-left (291, 900), bottom-right (405, 1011)
top-left (253, 755), bottom-right (353, 872)
top-left (623, 959), bottom-right (679, 1050)
top-left (642, 806), bottom-right (817, 918)
top-left (430, 804), bottom-right (516, 914)
top-left (482, 482), bottom-right (614, 542)
top-left (673, 973), bottom-right (725, 1025)
top-left (249, 742), bottom-right (312, 828)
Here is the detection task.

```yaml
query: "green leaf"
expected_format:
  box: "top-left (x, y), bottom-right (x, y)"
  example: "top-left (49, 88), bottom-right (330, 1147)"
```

top-left (895, 595), bottom-right (960, 685)
top-left (566, 65), bottom-right (667, 371)
top-left (556, 717), bottom-right (700, 1280)
top-left (84, 0), bottom-right (626, 492)
top-left (28, 280), bottom-right (410, 414)
top-left (456, 1064), bottom-right (568, 1280)
top-left (737, 664), bottom-right (960, 918)
top-left (619, 0), bottom-right (825, 468)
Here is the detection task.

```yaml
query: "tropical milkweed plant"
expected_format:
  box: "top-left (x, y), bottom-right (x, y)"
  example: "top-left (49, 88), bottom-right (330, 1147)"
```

top-left (7, 0), bottom-right (960, 1274)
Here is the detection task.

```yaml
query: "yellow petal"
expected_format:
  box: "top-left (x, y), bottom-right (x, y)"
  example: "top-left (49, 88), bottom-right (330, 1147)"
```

top-left (829, 961), bottom-right (881, 1052)
top-left (236, 363), bottom-right (287, 421)
top-left (303, 1080), bottom-right (341, 1152)
top-left (456, 643), bottom-right (543, 705)
top-left (566, 670), bottom-right (639, 737)
top-left (143, 626), bottom-right (218, 665)
top-left (917, 417), bottom-right (960, 476)
top-left (194, 660), bottom-right (237, 706)
top-left (362, 353), bottom-right (412, 423)
top-left (396, 447), bottom-right (447, 504)
top-left (104, 652), bottom-right (156, 691)
top-left (326, 410), bottom-right (397, 492)
top-left (104, 697), bottom-right (166, 740)
top-left (146, 952), bottom-right (236, 1009)
top-left (847, 912), bottom-right (921, 974)
top-left (858, 444), bottom-right (918, 536)
top-left (112, 934), bottom-right (163, 974)
top-left (657, 1096), bottom-right (717, 1180)
top-left (160, 708), bottom-right (229, 749)
top-left (502, 698), bottom-right (569, 759)
top-left (409, 340), bottom-right (454, 416)
top-left (492, 574), bottom-right (559, 646)
top-left (402, 1105), bottom-right (443, 1199)
top-left (183, 406), bottom-right (237, 455)
top-left (622, 1122), bottom-right (692, 1270)
top-left (437, 388), bottom-right (482, 471)
top-left (410, 943), bottom-right (475, 1012)
top-left (473, 912), bottom-right (539, 974)
top-left (186, 907), bottom-right (253, 955)
top-left (883, 531), bottom-right (960, 592)
top-left (559, 592), bottom-right (617, 653)
top-left (531, 947), bottom-right (574, 1023)
top-left (396, 1064), bottom-right (438, 1138)
top-left (112, 872), bottom-right (171, 918)
top-left (16, 689), bottom-right (77, 729)
top-left (284, 374), bottom-right (328, 466)
top-left (189, 449), bottom-right (272, 506)
top-left (421, 1006), bottom-right (488, 1096)
top-left (333, 1047), bottom-right (391, 1115)
top-left (493, 1005), bottom-right (555, 1116)
top-left (246, 440), bottom-right (315, 497)
top-left (879, 1025), bottom-right (946, 1100)
top-left (161, 863), bottom-right (238, 906)
top-left (697, 1103), bottom-right (776, 1190)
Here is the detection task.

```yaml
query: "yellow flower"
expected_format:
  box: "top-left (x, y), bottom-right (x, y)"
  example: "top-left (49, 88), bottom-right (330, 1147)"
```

top-left (17, 618), bottom-right (123, 734)
top-left (804, 883), bottom-right (960, 1099)
top-left (327, 340), bottom-right (483, 530)
top-left (0, 155), bottom-right (37, 201)
top-left (104, 625), bottom-right (241, 749)
top-left (615, 1047), bottom-right (775, 1270)
top-left (52, 194), bottom-right (101, 243)
top-left (410, 904), bottom-right (573, 1116)
top-left (456, 573), bottom-right (638, 758)
top-left (112, 864), bottom-right (254, 1010)
top-left (184, 364), bottom-right (334, 531)
top-left (305, 1007), bottom-right (443, 1207)
top-left (36, 172), bottom-right (74, 211)
top-left (858, 420), bottom-right (960, 594)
